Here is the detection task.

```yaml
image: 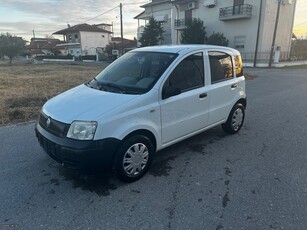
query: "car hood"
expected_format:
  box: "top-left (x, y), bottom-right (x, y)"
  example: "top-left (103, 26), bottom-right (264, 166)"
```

top-left (42, 84), bottom-right (138, 123)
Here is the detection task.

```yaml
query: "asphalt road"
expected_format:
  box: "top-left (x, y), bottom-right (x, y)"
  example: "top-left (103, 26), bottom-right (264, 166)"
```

top-left (1, 68), bottom-right (307, 230)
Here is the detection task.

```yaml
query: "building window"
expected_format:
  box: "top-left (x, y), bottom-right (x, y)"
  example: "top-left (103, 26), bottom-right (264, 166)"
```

top-left (234, 35), bottom-right (246, 49)
top-left (234, 0), bottom-right (244, 5)
top-left (75, 34), bottom-right (78, 39)
top-left (68, 35), bottom-right (72, 40)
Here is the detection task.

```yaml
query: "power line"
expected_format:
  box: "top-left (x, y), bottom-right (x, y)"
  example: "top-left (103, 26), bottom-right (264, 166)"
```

top-left (84, 5), bottom-right (119, 23)
top-left (83, 1), bottom-right (149, 23)
top-left (123, 2), bottom-right (150, 6)
top-left (27, 2), bottom-right (148, 39)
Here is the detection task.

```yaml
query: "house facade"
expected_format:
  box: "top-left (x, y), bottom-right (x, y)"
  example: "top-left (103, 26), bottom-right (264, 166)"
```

top-left (134, 0), bottom-right (297, 65)
top-left (54, 23), bottom-right (112, 57)
top-left (25, 38), bottom-right (65, 57)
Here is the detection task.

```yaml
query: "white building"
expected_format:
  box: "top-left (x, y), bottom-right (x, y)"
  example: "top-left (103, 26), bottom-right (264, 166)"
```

top-left (54, 23), bottom-right (112, 57)
top-left (134, 0), bottom-right (297, 65)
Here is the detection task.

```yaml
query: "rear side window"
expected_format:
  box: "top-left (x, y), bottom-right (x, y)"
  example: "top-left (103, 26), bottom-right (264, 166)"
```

top-left (209, 51), bottom-right (233, 84)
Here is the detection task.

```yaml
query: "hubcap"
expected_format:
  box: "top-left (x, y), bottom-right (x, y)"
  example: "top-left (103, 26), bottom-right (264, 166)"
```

top-left (231, 108), bottom-right (244, 131)
top-left (123, 143), bottom-right (149, 176)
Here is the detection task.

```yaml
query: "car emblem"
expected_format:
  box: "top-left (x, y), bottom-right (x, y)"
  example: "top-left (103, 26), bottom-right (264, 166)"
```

top-left (46, 117), bottom-right (51, 128)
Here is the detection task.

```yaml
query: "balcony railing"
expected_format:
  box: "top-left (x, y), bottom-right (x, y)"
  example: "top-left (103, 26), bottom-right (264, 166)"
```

top-left (219, 4), bottom-right (252, 21)
top-left (174, 18), bottom-right (194, 30)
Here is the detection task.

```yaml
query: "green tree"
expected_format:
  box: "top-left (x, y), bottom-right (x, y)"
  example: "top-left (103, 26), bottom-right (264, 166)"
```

top-left (139, 17), bottom-right (164, 47)
top-left (207, 32), bottom-right (229, 46)
top-left (180, 18), bottom-right (207, 44)
top-left (0, 33), bottom-right (26, 64)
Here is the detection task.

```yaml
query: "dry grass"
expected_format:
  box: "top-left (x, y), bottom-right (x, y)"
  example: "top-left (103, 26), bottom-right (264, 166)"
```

top-left (0, 61), bottom-right (107, 126)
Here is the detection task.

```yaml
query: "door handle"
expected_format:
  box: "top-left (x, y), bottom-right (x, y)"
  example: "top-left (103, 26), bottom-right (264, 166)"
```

top-left (231, 83), bottom-right (238, 89)
top-left (199, 93), bottom-right (207, 98)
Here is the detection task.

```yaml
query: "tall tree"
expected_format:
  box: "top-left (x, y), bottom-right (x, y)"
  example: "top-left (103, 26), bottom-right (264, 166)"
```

top-left (139, 17), bottom-right (164, 47)
top-left (0, 33), bottom-right (26, 64)
top-left (180, 18), bottom-right (207, 44)
top-left (207, 32), bottom-right (229, 46)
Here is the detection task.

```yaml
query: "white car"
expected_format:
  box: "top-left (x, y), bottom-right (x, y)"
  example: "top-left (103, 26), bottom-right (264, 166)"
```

top-left (35, 45), bottom-right (246, 182)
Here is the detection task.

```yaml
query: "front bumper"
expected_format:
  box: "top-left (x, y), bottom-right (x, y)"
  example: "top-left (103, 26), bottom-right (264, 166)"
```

top-left (35, 123), bottom-right (120, 171)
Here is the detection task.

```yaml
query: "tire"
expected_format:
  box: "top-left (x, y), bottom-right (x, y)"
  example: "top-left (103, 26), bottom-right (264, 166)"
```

top-left (114, 135), bottom-right (154, 182)
top-left (222, 103), bottom-right (245, 134)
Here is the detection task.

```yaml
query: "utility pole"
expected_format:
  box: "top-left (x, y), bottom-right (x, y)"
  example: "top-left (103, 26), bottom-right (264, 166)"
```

top-left (254, 0), bottom-right (263, 67)
top-left (268, 0), bottom-right (281, 67)
top-left (32, 29), bottom-right (35, 39)
top-left (120, 3), bottom-right (124, 56)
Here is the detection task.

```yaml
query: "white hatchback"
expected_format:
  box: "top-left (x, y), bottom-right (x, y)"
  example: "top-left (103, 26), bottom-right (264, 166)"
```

top-left (35, 45), bottom-right (246, 182)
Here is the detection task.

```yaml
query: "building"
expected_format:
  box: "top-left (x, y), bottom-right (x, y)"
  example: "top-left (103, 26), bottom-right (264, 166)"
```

top-left (53, 23), bottom-right (112, 57)
top-left (134, 0), bottom-right (297, 65)
top-left (25, 38), bottom-right (65, 57)
top-left (111, 37), bottom-right (137, 50)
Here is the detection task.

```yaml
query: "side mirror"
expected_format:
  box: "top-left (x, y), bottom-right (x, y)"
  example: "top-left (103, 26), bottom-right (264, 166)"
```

top-left (162, 86), bottom-right (181, 99)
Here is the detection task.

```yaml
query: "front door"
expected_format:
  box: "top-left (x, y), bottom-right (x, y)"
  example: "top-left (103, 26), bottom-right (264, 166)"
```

top-left (160, 52), bottom-right (209, 145)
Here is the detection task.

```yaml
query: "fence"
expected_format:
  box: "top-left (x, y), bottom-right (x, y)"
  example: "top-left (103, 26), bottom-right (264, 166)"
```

top-left (240, 51), bottom-right (307, 64)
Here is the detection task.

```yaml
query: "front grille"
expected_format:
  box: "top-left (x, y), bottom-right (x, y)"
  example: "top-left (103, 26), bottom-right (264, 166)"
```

top-left (39, 112), bottom-right (70, 137)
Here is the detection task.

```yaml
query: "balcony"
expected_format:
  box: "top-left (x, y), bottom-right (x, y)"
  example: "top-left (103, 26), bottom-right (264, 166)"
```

top-left (174, 18), bottom-right (194, 30)
top-left (219, 4), bottom-right (252, 21)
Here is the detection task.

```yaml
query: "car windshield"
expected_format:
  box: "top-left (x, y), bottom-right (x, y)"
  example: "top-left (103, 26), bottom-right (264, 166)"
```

top-left (87, 51), bottom-right (177, 94)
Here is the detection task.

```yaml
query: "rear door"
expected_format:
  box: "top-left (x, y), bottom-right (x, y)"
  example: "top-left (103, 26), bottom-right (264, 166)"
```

top-left (206, 51), bottom-right (239, 125)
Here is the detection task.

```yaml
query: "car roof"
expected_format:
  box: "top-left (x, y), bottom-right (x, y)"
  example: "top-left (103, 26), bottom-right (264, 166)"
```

top-left (133, 45), bottom-right (240, 55)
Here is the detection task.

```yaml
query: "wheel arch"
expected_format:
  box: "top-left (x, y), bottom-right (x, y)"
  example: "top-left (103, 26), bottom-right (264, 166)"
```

top-left (122, 129), bottom-right (157, 152)
top-left (236, 98), bottom-right (247, 109)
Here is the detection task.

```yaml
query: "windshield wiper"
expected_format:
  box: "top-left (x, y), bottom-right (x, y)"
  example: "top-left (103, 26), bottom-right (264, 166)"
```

top-left (99, 82), bottom-right (126, 93)
top-left (86, 78), bottom-right (109, 91)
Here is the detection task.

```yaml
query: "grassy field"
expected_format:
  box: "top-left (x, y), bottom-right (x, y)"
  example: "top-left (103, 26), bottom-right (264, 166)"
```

top-left (0, 61), bottom-right (107, 126)
top-left (283, 64), bottom-right (307, 69)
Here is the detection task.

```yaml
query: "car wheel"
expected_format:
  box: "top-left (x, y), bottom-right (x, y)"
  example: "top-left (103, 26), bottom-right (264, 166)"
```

top-left (222, 103), bottom-right (245, 134)
top-left (114, 135), bottom-right (153, 182)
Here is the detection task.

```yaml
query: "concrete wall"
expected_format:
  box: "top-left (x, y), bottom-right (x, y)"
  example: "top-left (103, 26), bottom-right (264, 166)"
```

top-left (80, 31), bottom-right (111, 55)
top-left (260, 0), bottom-right (296, 54)
top-left (192, 0), bottom-right (260, 53)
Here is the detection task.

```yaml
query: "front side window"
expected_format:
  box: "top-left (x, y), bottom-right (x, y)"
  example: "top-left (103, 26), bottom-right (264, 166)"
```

top-left (209, 51), bottom-right (233, 83)
top-left (88, 51), bottom-right (177, 94)
top-left (164, 52), bottom-right (204, 93)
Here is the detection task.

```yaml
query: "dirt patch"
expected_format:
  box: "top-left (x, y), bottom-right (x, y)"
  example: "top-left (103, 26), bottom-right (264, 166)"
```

top-left (0, 61), bottom-right (107, 126)
top-left (244, 72), bottom-right (257, 80)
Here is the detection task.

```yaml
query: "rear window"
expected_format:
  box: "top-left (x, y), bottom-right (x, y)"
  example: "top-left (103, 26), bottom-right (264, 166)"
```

top-left (234, 55), bottom-right (243, 77)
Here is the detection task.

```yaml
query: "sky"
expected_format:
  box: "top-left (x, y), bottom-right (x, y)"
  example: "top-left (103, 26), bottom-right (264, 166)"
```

top-left (0, 0), bottom-right (148, 41)
top-left (0, 0), bottom-right (306, 42)
top-left (293, 0), bottom-right (307, 38)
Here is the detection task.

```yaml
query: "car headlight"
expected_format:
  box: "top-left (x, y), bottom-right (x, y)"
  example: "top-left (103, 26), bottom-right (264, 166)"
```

top-left (67, 121), bottom-right (97, 140)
